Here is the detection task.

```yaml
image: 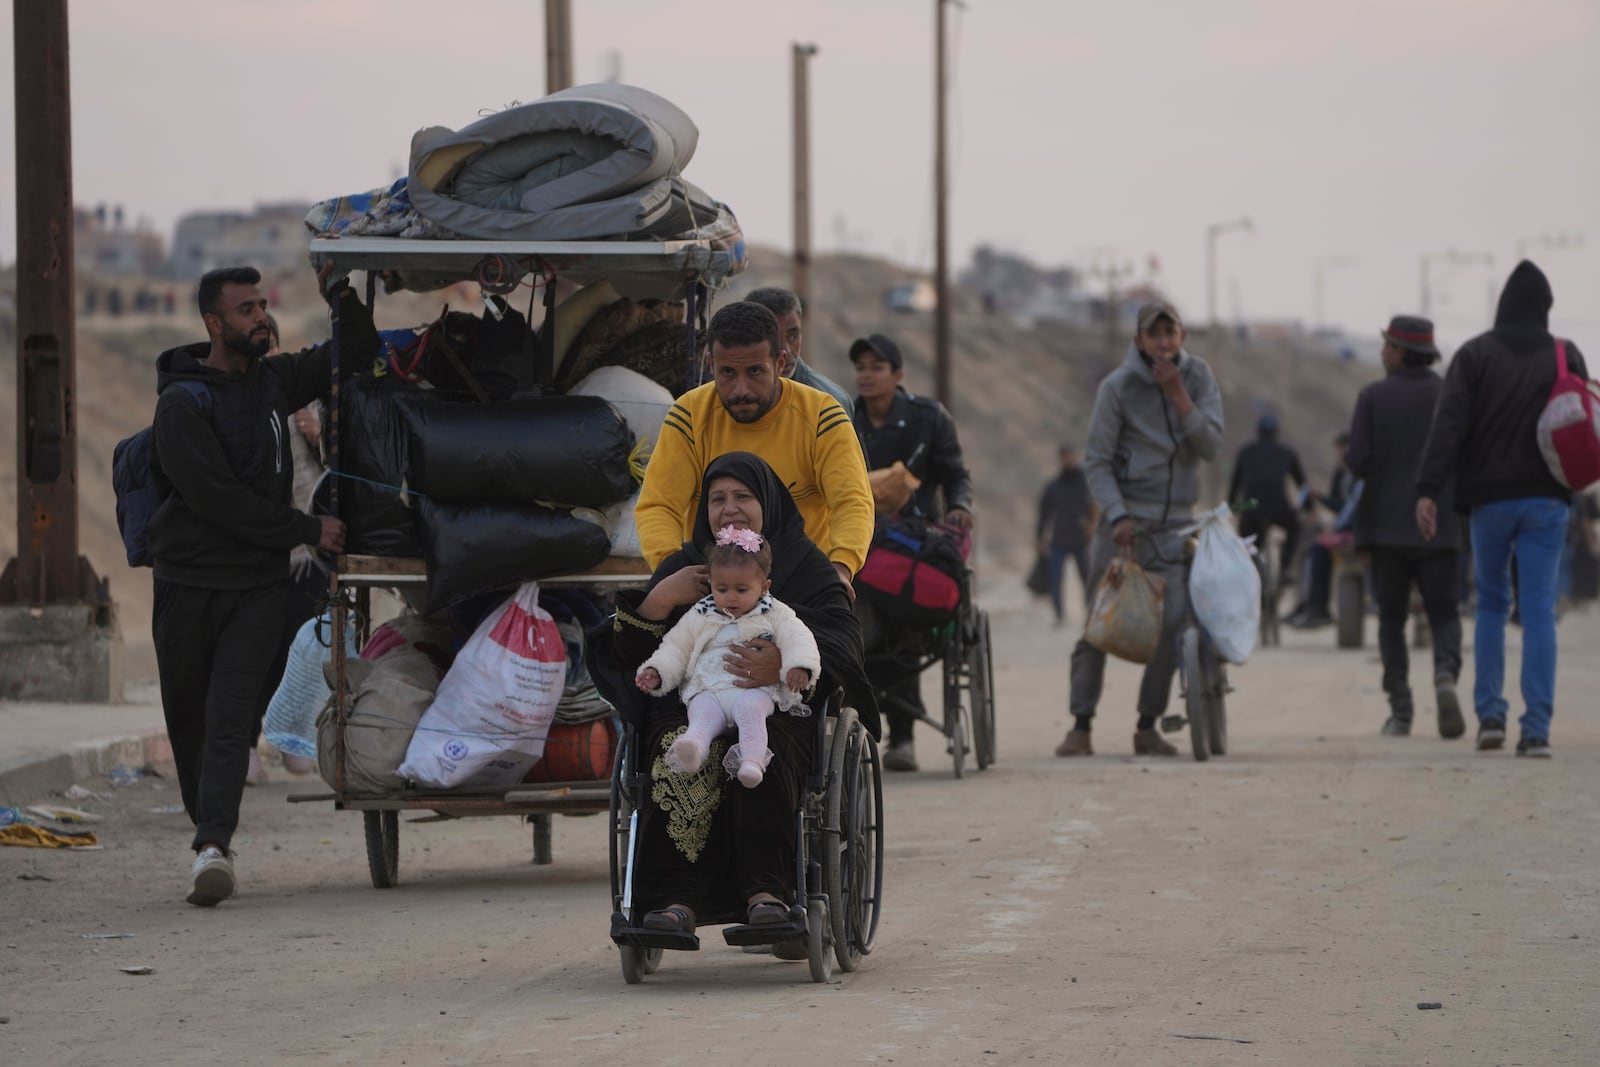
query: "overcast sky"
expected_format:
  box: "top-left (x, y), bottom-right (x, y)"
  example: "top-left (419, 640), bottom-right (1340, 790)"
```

top-left (2, 0), bottom-right (1596, 352)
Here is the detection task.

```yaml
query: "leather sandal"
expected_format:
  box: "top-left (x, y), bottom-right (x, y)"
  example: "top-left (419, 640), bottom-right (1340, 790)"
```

top-left (747, 895), bottom-right (788, 924)
top-left (641, 904), bottom-right (695, 934)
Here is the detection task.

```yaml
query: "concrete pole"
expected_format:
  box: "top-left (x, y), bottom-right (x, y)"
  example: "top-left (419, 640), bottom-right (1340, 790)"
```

top-left (7, 0), bottom-right (84, 606)
top-left (933, 0), bottom-right (953, 411)
top-left (545, 0), bottom-right (574, 94)
top-left (791, 43), bottom-right (817, 314)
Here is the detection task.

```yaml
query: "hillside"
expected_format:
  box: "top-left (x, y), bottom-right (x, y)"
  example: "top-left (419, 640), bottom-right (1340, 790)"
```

top-left (1, 253), bottom-right (1373, 683)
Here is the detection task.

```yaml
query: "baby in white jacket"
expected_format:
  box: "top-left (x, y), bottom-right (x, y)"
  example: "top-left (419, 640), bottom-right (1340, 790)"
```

top-left (636, 526), bottom-right (821, 787)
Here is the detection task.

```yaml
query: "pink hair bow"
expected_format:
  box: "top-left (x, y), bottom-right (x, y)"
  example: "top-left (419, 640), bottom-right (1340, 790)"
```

top-left (715, 525), bottom-right (764, 553)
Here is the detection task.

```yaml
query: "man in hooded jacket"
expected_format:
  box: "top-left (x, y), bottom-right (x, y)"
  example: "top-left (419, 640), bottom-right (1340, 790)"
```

top-left (1416, 261), bottom-right (1588, 758)
top-left (1056, 302), bottom-right (1224, 758)
top-left (149, 265), bottom-right (377, 905)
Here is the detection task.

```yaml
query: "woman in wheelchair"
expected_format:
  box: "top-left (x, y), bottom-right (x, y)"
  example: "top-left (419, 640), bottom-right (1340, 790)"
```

top-left (592, 451), bottom-right (880, 937)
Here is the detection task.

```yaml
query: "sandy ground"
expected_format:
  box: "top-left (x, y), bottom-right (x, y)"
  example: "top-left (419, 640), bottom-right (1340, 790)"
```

top-left (3, 600), bottom-right (1597, 1067)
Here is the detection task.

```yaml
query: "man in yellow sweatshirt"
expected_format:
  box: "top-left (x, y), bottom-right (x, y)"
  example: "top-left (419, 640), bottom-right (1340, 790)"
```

top-left (636, 301), bottom-right (873, 594)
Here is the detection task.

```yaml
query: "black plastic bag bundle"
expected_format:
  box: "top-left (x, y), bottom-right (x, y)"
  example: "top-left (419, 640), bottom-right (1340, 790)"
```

top-left (318, 376), bottom-right (429, 557)
top-left (405, 395), bottom-right (635, 508)
top-left (420, 499), bottom-right (611, 613)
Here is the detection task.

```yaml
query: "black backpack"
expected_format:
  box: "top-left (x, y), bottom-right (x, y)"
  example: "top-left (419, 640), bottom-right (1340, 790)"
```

top-left (113, 381), bottom-right (212, 567)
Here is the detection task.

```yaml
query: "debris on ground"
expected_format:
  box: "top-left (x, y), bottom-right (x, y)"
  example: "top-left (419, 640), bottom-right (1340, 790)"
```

top-left (1417, 1002), bottom-right (1442, 1010)
top-left (0, 824), bottom-right (101, 849)
top-left (1170, 1033), bottom-right (1255, 1044)
top-left (81, 933), bottom-right (135, 940)
top-left (118, 965), bottom-right (154, 976)
top-left (26, 805), bottom-right (104, 825)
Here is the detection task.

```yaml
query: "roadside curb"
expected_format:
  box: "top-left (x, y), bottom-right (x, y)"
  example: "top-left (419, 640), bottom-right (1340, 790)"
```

top-left (0, 729), bottom-right (175, 807)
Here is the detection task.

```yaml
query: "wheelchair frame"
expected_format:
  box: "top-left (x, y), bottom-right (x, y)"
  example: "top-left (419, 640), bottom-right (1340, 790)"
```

top-left (864, 569), bottom-right (997, 778)
top-left (608, 692), bottom-right (885, 984)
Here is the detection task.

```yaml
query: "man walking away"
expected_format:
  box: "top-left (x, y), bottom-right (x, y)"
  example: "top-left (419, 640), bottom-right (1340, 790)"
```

top-left (1037, 445), bottom-right (1096, 627)
top-left (1416, 261), bottom-right (1589, 758)
top-left (150, 266), bottom-right (376, 905)
top-left (1345, 315), bottom-right (1463, 739)
top-left (1056, 302), bottom-right (1224, 758)
top-left (1229, 414), bottom-right (1306, 590)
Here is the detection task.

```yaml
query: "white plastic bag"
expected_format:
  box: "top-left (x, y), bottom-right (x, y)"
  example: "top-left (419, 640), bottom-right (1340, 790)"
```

top-left (1186, 504), bottom-right (1260, 665)
top-left (397, 583), bottom-right (567, 788)
top-left (265, 613), bottom-right (355, 760)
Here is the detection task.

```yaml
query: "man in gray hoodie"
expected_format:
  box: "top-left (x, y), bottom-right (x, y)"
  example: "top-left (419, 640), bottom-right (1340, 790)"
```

top-left (1056, 302), bottom-right (1224, 757)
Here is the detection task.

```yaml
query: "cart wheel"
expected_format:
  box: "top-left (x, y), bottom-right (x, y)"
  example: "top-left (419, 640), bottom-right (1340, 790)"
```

top-left (363, 810), bottom-right (399, 888)
top-left (1208, 664), bottom-right (1229, 757)
top-left (1182, 629), bottom-right (1210, 762)
top-left (530, 814), bottom-right (553, 866)
top-left (806, 898), bottom-right (833, 984)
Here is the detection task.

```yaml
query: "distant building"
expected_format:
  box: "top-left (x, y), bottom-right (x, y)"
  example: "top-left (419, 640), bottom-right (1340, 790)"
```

top-left (74, 205), bottom-right (166, 276)
top-left (885, 280), bottom-right (937, 313)
top-left (169, 202), bottom-right (313, 279)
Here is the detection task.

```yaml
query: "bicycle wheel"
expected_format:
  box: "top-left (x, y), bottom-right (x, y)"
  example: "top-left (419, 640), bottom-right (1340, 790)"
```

top-left (1207, 662), bottom-right (1228, 756)
top-left (1182, 628), bottom-right (1209, 762)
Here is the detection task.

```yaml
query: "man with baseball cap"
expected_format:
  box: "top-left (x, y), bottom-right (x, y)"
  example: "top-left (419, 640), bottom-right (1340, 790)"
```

top-left (850, 332), bottom-right (974, 771)
top-left (1345, 315), bottom-right (1464, 739)
top-left (1057, 301), bottom-right (1224, 758)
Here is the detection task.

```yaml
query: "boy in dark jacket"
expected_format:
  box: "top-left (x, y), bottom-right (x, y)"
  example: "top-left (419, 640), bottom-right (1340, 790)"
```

top-left (1416, 261), bottom-right (1588, 758)
top-left (850, 333), bottom-right (974, 771)
top-left (1345, 315), bottom-right (1463, 739)
top-left (151, 265), bottom-right (376, 905)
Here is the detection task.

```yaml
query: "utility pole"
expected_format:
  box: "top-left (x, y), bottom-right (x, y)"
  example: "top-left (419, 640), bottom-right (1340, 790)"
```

top-left (1312, 255), bottom-right (1358, 329)
top-left (2, 0), bottom-right (121, 702)
top-left (1419, 249), bottom-right (1492, 318)
top-left (545, 0), bottom-right (574, 94)
top-left (791, 43), bottom-right (818, 314)
top-left (1205, 217), bottom-right (1252, 330)
top-left (933, 0), bottom-right (954, 411)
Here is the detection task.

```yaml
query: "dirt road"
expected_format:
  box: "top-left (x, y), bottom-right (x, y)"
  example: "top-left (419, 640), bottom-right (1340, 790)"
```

top-left (4, 602), bottom-right (1597, 1066)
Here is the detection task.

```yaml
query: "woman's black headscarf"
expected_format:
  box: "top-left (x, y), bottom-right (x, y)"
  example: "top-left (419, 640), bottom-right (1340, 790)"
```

top-left (647, 451), bottom-right (880, 739)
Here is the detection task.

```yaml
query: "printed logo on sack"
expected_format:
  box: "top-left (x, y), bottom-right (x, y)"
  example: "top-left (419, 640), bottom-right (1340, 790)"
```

top-left (444, 740), bottom-right (468, 761)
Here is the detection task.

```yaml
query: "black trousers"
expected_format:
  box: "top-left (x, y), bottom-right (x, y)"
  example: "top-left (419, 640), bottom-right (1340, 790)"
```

top-left (153, 580), bottom-right (289, 851)
top-left (1370, 547), bottom-right (1463, 716)
top-left (634, 710), bottom-right (812, 921)
top-left (1240, 507), bottom-right (1300, 586)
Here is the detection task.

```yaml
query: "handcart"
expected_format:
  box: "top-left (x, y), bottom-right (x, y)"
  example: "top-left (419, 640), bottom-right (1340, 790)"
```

top-left (287, 236), bottom-right (736, 888)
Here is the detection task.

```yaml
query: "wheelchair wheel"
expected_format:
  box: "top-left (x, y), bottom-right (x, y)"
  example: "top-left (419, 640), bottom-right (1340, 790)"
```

top-left (806, 897), bottom-right (833, 983)
top-left (942, 640), bottom-right (970, 779)
top-left (363, 810), bottom-right (399, 889)
top-left (1208, 663), bottom-right (1229, 756)
top-left (824, 708), bottom-right (883, 972)
top-left (619, 944), bottom-right (663, 984)
top-left (1182, 628), bottom-right (1210, 762)
top-left (968, 611), bottom-right (996, 769)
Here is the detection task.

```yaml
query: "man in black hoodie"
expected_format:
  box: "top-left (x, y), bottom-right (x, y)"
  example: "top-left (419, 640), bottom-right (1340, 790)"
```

top-left (1228, 414), bottom-right (1307, 588)
top-left (1346, 315), bottom-right (1463, 740)
top-left (1416, 261), bottom-right (1587, 758)
top-left (149, 265), bottom-right (376, 905)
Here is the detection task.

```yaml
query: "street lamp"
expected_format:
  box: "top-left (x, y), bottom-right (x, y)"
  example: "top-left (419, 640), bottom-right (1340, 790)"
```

top-left (1419, 249), bottom-right (1492, 318)
top-left (1206, 217), bottom-right (1253, 330)
top-left (1312, 255), bottom-right (1359, 330)
top-left (1515, 232), bottom-right (1584, 261)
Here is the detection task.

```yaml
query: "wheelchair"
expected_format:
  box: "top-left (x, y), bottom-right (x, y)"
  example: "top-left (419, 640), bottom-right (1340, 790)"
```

top-left (861, 567), bottom-right (997, 778)
top-left (608, 690), bottom-right (885, 984)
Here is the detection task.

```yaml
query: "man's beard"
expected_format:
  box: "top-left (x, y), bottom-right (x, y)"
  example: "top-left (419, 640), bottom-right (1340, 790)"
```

top-left (721, 392), bottom-right (775, 424)
top-left (223, 323), bottom-right (272, 360)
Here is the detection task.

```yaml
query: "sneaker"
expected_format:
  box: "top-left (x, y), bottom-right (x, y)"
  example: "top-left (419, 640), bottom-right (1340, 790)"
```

top-left (1476, 720), bottom-right (1506, 751)
top-left (187, 846), bottom-right (236, 907)
top-left (882, 740), bottom-right (918, 772)
top-left (1054, 728), bottom-right (1094, 757)
top-left (1435, 675), bottom-right (1465, 739)
top-left (1132, 729), bottom-right (1178, 757)
top-left (1381, 717), bottom-right (1412, 737)
top-left (1515, 737), bottom-right (1552, 759)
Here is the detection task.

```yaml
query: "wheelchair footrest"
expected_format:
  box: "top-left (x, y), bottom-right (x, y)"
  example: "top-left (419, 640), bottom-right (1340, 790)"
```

top-left (721, 918), bottom-right (807, 947)
top-left (610, 914), bottom-right (700, 952)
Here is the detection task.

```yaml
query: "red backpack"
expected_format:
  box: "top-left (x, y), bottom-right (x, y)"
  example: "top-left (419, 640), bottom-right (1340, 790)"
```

top-left (1536, 339), bottom-right (1600, 491)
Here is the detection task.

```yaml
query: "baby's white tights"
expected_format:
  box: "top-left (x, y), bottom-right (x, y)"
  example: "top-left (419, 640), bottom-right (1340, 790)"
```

top-left (669, 688), bottom-right (776, 788)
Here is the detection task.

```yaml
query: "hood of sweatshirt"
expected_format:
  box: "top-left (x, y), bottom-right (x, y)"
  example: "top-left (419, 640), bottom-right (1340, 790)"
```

top-left (1493, 260), bottom-right (1552, 333)
top-left (155, 343), bottom-right (253, 391)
